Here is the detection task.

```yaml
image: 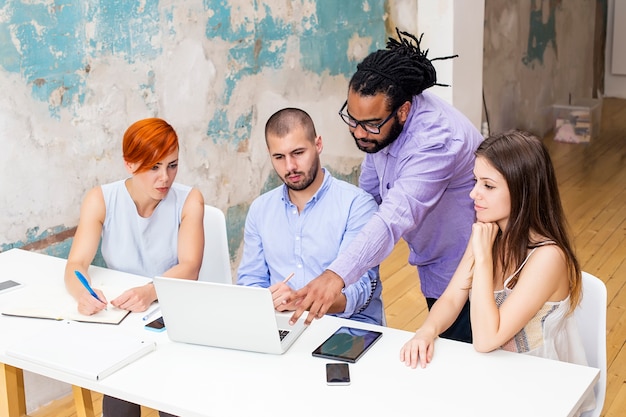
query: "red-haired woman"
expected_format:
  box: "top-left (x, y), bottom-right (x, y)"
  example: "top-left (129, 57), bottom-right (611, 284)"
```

top-left (64, 118), bottom-right (204, 314)
top-left (64, 118), bottom-right (204, 417)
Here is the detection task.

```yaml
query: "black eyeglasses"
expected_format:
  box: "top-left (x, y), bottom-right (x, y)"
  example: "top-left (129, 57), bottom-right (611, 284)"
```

top-left (338, 100), bottom-right (399, 134)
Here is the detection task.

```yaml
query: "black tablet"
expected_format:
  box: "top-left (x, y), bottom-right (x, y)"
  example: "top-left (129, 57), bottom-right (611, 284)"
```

top-left (312, 326), bottom-right (383, 363)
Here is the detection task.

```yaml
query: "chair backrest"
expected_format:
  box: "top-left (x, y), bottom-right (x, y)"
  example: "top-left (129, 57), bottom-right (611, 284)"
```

top-left (198, 205), bottom-right (232, 284)
top-left (574, 271), bottom-right (607, 417)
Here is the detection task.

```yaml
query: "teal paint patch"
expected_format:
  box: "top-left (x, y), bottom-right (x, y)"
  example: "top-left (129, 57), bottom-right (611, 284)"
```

top-left (86, 0), bottom-right (162, 62)
top-left (522, 4), bottom-right (558, 67)
top-left (1, 2), bottom-right (87, 116)
top-left (0, 229), bottom-right (105, 267)
top-left (225, 203), bottom-right (249, 261)
top-left (24, 225), bottom-right (66, 243)
top-left (260, 171), bottom-right (282, 195)
top-left (0, 242), bottom-right (23, 252)
top-left (0, 1), bottom-right (162, 117)
top-left (49, 238), bottom-right (106, 267)
top-left (301, 0), bottom-right (387, 76)
top-left (207, 109), bottom-right (229, 142)
top-left (41, 240), bottom-right (73, 260)
top-left (326, 165), bottom-right (360, 187)
top-left (206, 103), bottom-right (255, 145)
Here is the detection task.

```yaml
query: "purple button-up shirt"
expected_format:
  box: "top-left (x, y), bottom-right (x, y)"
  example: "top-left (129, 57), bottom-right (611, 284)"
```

top-left (329, 91), bottom-right (484, 298)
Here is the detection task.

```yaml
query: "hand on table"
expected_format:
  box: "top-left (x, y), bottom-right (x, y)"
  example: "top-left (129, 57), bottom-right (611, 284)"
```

top-left (399, 328), bottom-right (437, 369)
top-left (77, 288), bottom-right (108, 315)
top-left (110, 283), bottom-right (156, 312)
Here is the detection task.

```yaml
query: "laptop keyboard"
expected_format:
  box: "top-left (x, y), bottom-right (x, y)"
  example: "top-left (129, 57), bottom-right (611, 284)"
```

top-left (278, 329), bottom-right (290, 341)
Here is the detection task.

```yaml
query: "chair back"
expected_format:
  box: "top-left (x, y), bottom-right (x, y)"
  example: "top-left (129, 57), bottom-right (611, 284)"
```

top-left (198, 205), bottom-right (232, 284)
top-left (574, 271), bottom-right (607, 417)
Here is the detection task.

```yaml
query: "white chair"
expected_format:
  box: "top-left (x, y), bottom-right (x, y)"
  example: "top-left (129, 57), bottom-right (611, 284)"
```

top-left (574, 271), bottom-right (607, 417)
top-left (198, 204), bottom-right (233, 284)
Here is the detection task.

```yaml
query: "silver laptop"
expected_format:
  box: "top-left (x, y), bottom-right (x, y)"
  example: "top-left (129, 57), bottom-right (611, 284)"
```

top-left (153, 277), bottom-right (307, 354)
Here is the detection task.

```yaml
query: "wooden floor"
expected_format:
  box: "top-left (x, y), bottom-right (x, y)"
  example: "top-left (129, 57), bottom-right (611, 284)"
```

top-left (32, 98), bottom-right (626, 416)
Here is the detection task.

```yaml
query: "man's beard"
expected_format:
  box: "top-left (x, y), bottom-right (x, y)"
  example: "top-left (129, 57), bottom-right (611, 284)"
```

top-left (352, 117), bottom-right (404, 154)
top-left (283, 158), bottom-right (319, 191)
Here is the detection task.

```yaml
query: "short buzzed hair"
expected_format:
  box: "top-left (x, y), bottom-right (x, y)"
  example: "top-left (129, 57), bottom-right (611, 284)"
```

top-left (264, 108), bottom-right (317, 144)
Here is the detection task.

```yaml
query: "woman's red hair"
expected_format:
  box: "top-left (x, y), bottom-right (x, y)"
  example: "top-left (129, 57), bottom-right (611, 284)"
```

top-left (123, 118), bottom-right (179, 174)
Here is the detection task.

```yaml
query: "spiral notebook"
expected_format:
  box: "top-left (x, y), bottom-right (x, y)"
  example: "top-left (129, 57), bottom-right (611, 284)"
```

top-left (6, 324), bottom-right (156, 380)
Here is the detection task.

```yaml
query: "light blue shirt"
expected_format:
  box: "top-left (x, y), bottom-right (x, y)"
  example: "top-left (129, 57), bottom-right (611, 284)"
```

top-left (237, 169), bottom-right (383, 325)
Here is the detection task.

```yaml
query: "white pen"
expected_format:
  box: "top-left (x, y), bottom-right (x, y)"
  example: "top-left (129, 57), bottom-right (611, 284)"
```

top-left (142, 307), bottom-right (161, 321)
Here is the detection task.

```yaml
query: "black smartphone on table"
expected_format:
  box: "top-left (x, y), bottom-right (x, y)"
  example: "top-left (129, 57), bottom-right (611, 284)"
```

top-left (0, 280), bottom-right (23, 294)
top-left (144, 316), bottom-right (166, 332)
top-left (326, 363), bottom-right (350, 386)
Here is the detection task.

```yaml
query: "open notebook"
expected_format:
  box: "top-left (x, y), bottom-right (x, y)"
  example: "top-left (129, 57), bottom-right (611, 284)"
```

top-left (0, 280), bottom-right (131, 324)
top-left (1, 305), bottom-right (129, 324)
top-left (6, 324), bottom-right (156, 380)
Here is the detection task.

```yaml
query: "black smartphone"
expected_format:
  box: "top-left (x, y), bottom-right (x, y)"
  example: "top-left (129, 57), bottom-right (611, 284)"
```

top-left (326, 363), bottom-right (350, 386)
top-left (144, 316), bottom-right (166, 332)
top-left (0, 280), bottom-right (22, 294)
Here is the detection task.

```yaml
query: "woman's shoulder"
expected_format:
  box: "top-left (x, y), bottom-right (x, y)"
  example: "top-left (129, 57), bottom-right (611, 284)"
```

top-left (99, 179), bottom-right (127, 200)
top-left (522, 242), bottom-right (568, 283)
top-left (178, 185), bottom-right (204, 211)
top-left (529, 239), bottom-right (565, 259)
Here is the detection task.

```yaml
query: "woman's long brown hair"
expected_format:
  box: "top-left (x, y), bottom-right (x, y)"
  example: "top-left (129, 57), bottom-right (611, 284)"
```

top-left (476, 130), bottom-right (581, 313)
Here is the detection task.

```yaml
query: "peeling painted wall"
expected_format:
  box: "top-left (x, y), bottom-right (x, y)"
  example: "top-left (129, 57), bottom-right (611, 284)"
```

top-left (0, 0), bottom-right (396, 262)
top-left (483, 0), bottom-right (596, 135)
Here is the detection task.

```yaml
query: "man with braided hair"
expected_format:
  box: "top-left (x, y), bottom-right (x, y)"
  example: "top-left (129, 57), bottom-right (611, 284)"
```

top-left (289, 29), bottom-right (483, 344)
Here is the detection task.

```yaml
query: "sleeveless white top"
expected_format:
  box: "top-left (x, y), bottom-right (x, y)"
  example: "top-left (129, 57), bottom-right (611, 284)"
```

top-left (100, 179), bottom-right (191, 278)
top-left (494, 242), bottom-right (595, 414)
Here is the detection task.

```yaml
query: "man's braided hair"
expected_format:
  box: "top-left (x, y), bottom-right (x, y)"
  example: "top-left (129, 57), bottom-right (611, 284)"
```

top-left (349, 28), bottom-right (458, 110)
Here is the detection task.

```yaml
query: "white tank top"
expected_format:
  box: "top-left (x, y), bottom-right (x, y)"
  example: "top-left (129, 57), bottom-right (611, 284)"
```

top-left (493, 242), bottom-right (595, 414)
top-left (100, 179), bottom-right (191, 278)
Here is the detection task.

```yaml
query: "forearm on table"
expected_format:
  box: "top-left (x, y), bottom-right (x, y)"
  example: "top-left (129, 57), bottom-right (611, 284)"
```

top-left (162, 261), bottom-right (201, 281)
top-left (64, 261), bottom-right (93, 300)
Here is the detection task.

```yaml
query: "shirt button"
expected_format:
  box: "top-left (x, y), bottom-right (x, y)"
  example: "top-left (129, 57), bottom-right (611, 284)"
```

top-left (297, 264), bottom-right (303, 269)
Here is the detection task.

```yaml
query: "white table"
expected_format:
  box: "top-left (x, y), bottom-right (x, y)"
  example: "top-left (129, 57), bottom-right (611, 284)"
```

top-left (0, 249), bottom-right (599, 417)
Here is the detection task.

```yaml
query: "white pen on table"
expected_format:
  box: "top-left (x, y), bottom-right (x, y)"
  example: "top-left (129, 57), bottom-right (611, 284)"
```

top-left (142, 307), bottom-right (161, 321)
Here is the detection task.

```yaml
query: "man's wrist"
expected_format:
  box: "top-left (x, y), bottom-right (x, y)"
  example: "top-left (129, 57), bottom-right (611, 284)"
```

top-left (324, 269), bottom-right (345, 288)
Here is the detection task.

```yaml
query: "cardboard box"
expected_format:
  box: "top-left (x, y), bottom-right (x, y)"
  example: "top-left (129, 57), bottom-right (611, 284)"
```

top-left (553, 98), bottom-right (602, 143)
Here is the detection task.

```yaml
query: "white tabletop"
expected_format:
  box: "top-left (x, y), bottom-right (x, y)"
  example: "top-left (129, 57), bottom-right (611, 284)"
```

top-left (0, 248), bottom-right (599, 417)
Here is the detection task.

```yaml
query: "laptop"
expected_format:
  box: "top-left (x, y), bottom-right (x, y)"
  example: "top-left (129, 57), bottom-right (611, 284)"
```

top-left (152, 276), bottom-right (308, 354)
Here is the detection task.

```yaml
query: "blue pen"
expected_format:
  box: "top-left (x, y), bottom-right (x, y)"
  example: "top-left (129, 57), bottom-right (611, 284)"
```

top-left (74, 270), bottom-right (107, 309)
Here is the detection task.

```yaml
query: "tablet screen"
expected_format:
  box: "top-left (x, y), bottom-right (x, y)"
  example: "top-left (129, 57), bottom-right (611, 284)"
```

top-left (312, 326), bottom-right (383, 363)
